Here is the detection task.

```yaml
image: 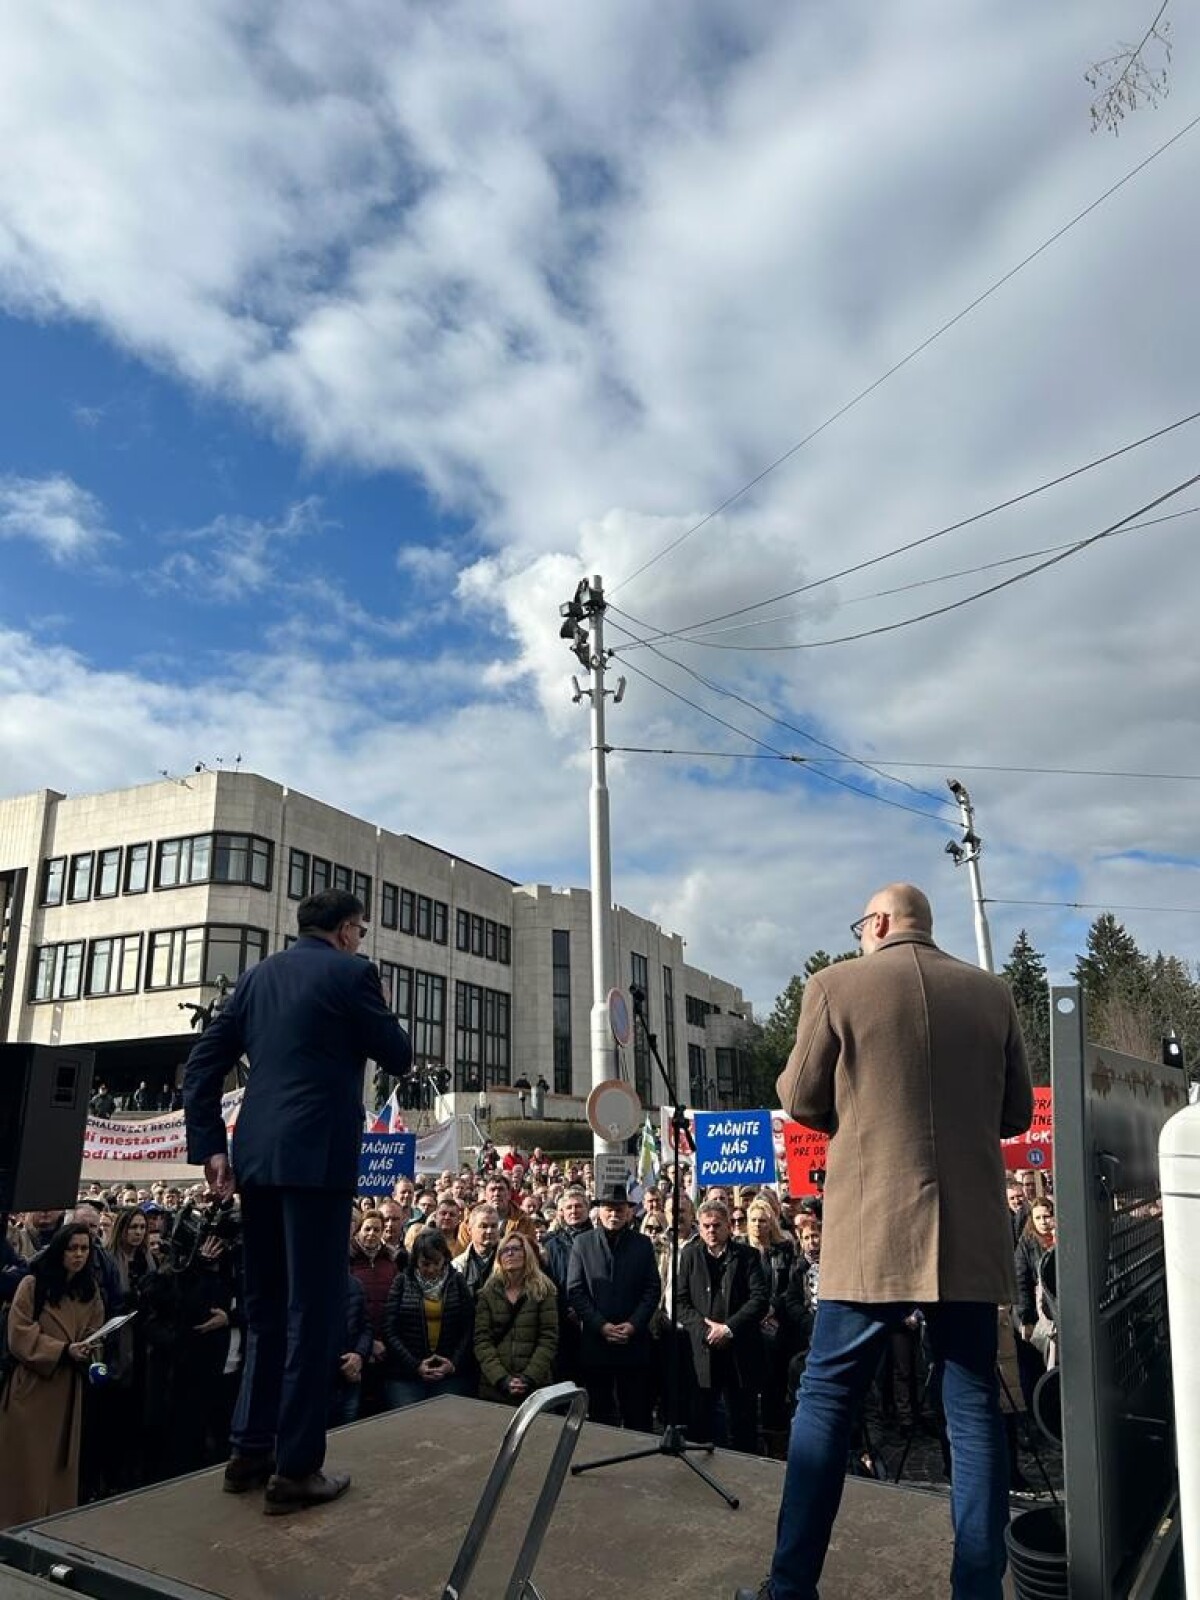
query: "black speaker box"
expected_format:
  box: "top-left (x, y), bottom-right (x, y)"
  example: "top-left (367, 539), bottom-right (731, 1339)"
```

top-left (0, 1043), bottom-right (95, 1214)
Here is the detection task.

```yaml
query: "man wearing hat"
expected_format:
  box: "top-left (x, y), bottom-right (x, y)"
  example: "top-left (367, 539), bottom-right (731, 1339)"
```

top-left (567, 1182), bottom-right (661, 1432)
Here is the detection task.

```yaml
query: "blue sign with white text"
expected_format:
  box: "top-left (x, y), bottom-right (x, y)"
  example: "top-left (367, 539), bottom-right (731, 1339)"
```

top-left (358, 1132), bottom-right (416, 1194)
top-left (693, 1110), bottom-right (774, 1186)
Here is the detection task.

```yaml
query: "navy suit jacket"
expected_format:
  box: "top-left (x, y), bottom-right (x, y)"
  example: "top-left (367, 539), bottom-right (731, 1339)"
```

top-left (184, 936), bottom-right (412, 1191)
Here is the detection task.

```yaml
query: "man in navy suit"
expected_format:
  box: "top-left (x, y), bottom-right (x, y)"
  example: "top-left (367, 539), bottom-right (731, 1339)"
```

top-left (184, 888), bottom-right (411, 1514)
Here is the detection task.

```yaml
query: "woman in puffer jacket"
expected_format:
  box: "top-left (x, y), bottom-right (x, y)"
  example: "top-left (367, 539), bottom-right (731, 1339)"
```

top-left (474, 1234), bottom-right (559, 1405)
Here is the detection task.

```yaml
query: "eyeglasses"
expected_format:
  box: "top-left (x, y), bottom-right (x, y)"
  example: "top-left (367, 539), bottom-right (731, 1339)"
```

top-left (731, 1212), bottom-right (747, 1222)
top-left (348, 923), bottom-right (369, 938)
top-left (850, 911), bottom-right (878, 942)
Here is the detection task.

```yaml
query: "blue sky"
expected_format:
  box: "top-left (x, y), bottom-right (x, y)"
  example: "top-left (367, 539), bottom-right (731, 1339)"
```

top-left (2, 0), bottom-right (1199, 1011)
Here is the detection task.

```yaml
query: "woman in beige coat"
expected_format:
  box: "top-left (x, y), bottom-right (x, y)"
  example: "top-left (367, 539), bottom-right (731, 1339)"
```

top-left (0, 1224), bottom-right (106, 1528)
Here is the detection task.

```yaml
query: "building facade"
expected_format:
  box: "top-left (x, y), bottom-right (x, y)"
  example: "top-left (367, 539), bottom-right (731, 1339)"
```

top-left (0, 772), bottom-right (754, 1113)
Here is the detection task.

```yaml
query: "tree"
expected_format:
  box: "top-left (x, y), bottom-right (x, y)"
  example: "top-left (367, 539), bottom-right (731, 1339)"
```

top-left (1074, 913), bottom-right (1149, 1008)
top-left (1002, 930), bottom-right (1051, 1087)
top-left (1087, 1), bottom-right (1172, 134)
top-left (748, 950), bottom-right (860, 1106)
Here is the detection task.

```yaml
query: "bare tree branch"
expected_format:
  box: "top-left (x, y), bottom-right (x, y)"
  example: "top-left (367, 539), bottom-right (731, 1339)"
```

top-left (1086, 0), bottom-right (1173, 134)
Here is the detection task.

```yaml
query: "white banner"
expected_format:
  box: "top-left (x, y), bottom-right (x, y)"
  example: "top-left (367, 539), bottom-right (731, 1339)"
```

top-left (83, 1093), bottom-right (458, 1177)
top-left (83, 1092), bottom-right (244, 1163)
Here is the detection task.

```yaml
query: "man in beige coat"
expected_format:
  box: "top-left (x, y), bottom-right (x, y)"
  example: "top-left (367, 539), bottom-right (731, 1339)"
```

top-left (736, 884), bottom-right (1033, 1600)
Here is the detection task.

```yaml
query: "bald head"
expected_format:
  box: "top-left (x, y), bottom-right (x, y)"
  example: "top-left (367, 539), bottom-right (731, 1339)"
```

top-left (859, 883), bottom-right (932, 952)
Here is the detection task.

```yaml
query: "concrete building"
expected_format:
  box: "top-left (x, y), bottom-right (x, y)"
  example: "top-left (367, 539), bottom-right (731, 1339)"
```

top-left (0, 772), bottom-right (754, 1118)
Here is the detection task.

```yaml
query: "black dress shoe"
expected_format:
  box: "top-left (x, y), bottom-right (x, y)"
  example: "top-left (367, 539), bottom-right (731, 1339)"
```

top-left (223, 1453), bottom-right (276, 1494)
top-left (263, 1470), bottom-right (351, 1516)
top-left (733, 1584), bottom-right (773, 1600)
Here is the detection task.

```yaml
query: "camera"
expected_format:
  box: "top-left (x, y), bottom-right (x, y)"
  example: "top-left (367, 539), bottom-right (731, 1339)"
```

top-left (168, 1196), bottom-right (242, 1264)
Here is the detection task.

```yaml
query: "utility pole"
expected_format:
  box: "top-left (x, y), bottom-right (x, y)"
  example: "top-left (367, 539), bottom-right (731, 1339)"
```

top-left (945, 778), bottom-right (994, 972)
top-left (559, 575), bottom-right (626, 1156)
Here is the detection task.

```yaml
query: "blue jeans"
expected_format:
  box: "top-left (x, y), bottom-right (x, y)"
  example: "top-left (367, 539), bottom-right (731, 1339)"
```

top-left (771, 1301), bottom-right (1007, 1600)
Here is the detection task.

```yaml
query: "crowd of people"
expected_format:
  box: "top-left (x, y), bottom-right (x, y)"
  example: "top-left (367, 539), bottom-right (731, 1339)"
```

top-left (0, 1144), bottom-right (1057, 1530)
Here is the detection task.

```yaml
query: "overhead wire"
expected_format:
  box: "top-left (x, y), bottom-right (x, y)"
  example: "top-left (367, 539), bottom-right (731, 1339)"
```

top-left (612, 652), bottom-right (953, 825)
top-left (609, 108), bottom-right (1200, 601)
top-left (612, 467), bottom-right (1200, 652)
top-left (604, 609), bottom-right (958, 811)
top-left (652, 504), bottom-right (1199, 642)
top-left (610, 407), bottom-right (1200, 649)
top-left (986, 898), bottom-right (1200, 917)
top-left (603, 749), bottom-right (1200, 783)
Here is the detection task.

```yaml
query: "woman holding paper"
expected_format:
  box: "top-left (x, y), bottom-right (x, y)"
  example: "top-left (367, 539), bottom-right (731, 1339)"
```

top-left (0, 1224), bottom-right (106, 1527)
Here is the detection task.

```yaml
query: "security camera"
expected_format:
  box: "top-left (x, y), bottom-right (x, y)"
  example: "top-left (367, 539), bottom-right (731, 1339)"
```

top-left (946, 777), bottom-right (967, 801)
top-left (945, 840), bottom-right (965, 865)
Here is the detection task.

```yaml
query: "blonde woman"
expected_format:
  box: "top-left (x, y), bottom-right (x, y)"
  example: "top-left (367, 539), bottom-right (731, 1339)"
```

top-left (745, 1197), bottom-right (794, 1431)
top-left (474, 1234), bottom-right (559, 1405)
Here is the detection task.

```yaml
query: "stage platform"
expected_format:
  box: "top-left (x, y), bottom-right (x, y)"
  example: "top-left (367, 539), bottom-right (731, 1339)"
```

top-left (1, 1397), bottom-right (970, 1600)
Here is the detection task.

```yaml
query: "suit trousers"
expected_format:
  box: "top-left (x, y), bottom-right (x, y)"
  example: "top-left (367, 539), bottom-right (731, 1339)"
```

top-left (232, 1186), bottom-right (353, 1479)
top-left (770, 1300), bottom-right (1007, 1600)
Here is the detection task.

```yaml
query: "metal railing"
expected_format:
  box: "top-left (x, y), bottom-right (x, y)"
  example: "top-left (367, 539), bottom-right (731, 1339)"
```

top-left (441, 1382), bottom-right (588, 1600)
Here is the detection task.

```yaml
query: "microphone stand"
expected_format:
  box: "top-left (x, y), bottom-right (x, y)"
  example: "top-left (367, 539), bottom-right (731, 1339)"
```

top-left (570, 987), bottom-right (738, 1507)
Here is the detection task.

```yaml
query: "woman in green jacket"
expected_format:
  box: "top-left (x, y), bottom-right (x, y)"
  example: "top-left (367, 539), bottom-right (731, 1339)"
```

top-left (473, 1234), bottom-right (558, 1404)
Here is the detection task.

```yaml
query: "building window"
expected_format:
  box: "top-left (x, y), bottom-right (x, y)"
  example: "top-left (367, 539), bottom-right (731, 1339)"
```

top-left (67, 852), bottom-right (94, 902)
top-left (455, 980), bottom-right (483, 1091)
top-left (92, 847), bottom-right (121, 900)
top-left (147, 927), bottom-right (206, 988)
top-left (715, 1047), bottom-right (742, 1108)
top-left (484, 987), bottom-right (510, 1087)
top-left (456, 909), bottom-right (470, 951)
top-left (552, 929), bottom-right (572, 1095)
top-left (378, 960), bottom-right (413, 1026)
top-left (470, 913), bottom-right (484, 956)
top-left (205, 925), bottom-right (267, 986)
top-left (381, 883), bottom-right (399, 930)
top-left (498, 924), bottom-right (511, 965)
top-left (485, 919), bottom-right (497, 961)
top-left (40, 857), bottom-right (66, 907)
top-left (156, 835), bottom-right (210, 888)
top-left (288, 849), bottom-right (310, 900)
top-left (688, 1043), bottom-right (707, 1107)
top-left (663, 965), bottom-right (678, 1092)
top-left (86, 934), bottom-right (142, 997)
top-left (432, 900), bottom-right (448, 945)
top-left (353, 873), bottom-right (373, 919)
top-left (413, 970), bottom-right (446, 1063)
top-left (416, 894), bottom-right (432, 940)
top-left (333, 864), bottom-right (352, 893)
top-left (214, 834), bottom-right (250, 886)
top-left (311, 857), bottom-right (331, 894)
top-left (686, 994), bottom-right (715, 1028)
top-left (31, 941), bottom-right (86, 1002)
top-left (146, 924), bottom-right (266, 990)
top-left (399, 888), bottom-right (415, 934)
top-left (124, 843), bottom-right (151, 895)
top-left (631, 951), bottom-right (651, 1104)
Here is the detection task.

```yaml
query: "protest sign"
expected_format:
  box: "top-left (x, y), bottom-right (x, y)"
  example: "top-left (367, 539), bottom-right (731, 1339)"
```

top-left (1001, 1086), bottom-right (1054, 1172)
top-left (693, 1110), bottom-right (774, 1185)
top-left (781, 1121), bottom-right (830, 1197)
top-left (358, 1132), bottom-right (416, 1194)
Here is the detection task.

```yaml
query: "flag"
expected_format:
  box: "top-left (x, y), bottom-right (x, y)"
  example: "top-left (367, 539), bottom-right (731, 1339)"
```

top-left (637, 1114), bottom-right (659, 1188)
top-left (370, 1086), bottom-right (407, 1133)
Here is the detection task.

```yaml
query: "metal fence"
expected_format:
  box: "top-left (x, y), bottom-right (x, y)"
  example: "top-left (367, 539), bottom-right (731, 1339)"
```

top-left (1051, 985), bottom-right (1187, 1598)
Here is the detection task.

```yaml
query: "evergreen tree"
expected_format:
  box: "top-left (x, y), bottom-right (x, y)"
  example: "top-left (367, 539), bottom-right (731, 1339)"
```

top-left (748, 952), bottom-right (860, 1105)
top-left (1073, 913), bottom-right (1149, 1007)
top-left (1002, 930), bottom-right (1051, 1086)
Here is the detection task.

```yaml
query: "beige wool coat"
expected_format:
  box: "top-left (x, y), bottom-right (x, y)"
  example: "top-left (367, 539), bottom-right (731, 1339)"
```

top-left (0, 1275), bottom-right (104, 1528)
top-left (777, 931), bottom-right (1033, 1305)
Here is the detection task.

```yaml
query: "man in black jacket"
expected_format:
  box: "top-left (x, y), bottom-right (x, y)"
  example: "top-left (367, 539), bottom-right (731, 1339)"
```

top-left (184, 888), bottom-right (411, 1514)
top-left (567, 1182), bottom-right (660, 1431)
top-left (677, 1199), bottom-right (768, 1454)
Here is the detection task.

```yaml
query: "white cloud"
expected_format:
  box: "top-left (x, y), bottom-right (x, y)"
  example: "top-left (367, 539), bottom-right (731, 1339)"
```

top-left (2, 1), bottom-right (1200, 1007)
top-left (0, 473), bottom-right (114, 562)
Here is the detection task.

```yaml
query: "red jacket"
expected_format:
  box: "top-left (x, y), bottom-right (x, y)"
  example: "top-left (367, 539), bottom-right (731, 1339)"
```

top-left (350, 1241), bottom-right (399, 1336)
